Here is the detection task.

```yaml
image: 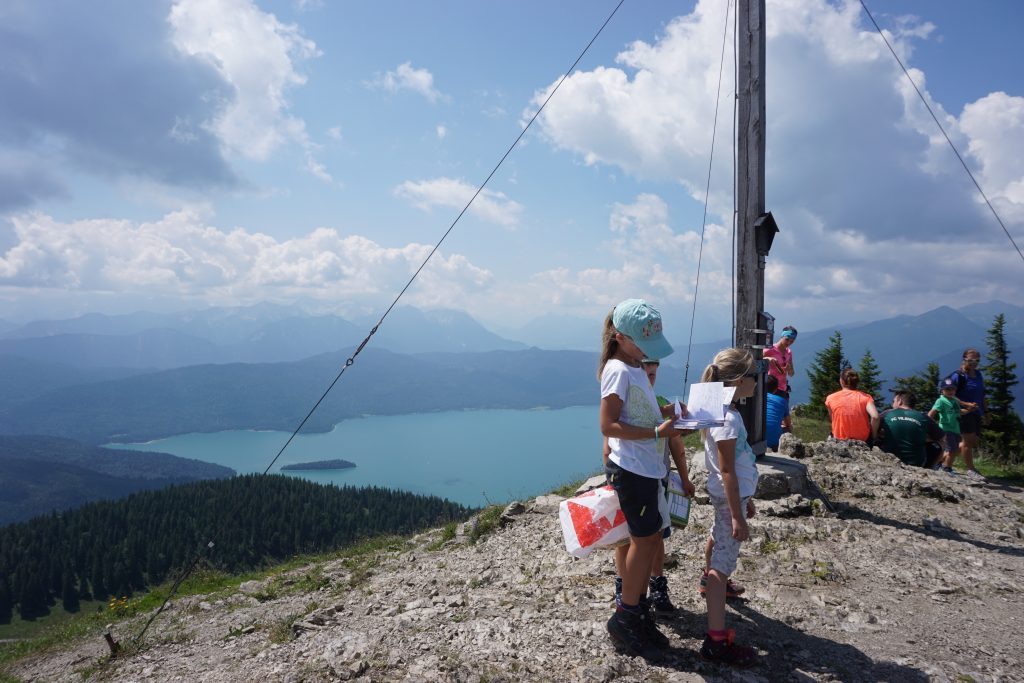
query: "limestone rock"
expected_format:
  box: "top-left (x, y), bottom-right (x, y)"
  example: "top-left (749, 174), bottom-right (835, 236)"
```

top-left (575, 474), bottom-right (608, 495)
top-left (755, 454), bottom-right (809, 499)
top-left (777, 432), bottom-right (806, 458)
top-left (529, 494), bottom-right (564, 514)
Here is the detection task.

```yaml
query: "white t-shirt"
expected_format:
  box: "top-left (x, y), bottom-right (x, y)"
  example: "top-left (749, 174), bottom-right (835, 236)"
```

top-left (601, 358), bottom-right (666, 480)
top-left (704, 408), bottom-right (759, 499)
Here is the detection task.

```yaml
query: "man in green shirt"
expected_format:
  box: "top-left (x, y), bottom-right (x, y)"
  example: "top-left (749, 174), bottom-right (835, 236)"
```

top-left (879, 391), bottom-right (943, 468)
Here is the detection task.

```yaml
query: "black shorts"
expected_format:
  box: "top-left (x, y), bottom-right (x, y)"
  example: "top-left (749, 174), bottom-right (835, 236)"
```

top-left (960, 412), bottom-right (982, 436)
top-left (605, 460), bottom-right (663, 538)
top-left (661, 479), bottom-right (672, 539)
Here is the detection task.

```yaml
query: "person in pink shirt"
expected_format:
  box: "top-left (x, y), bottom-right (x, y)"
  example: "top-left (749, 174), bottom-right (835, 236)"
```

top-left (763, 326), bottom-right (797, 434)
top-left (763, 326), bottom-right (797, 396)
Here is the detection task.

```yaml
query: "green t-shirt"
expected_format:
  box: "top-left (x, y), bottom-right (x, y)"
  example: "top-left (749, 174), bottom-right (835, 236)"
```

top-left (931, 395), bottom-right (961, 433)
top-left (881, 408), bottom-right (940, 467)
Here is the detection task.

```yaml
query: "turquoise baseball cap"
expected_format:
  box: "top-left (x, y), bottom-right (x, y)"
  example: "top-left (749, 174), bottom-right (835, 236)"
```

top-left (612, 299), bottom-right (674, 360)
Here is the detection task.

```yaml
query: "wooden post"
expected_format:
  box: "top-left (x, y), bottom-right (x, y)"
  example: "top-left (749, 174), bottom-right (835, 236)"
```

top-left (736, 0), bottom-right (768, 454)
top-left (103, 626), bottom-right (120, 657)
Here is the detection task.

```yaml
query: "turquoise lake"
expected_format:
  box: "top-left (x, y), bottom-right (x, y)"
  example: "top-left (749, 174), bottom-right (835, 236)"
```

top-left (109, 406), bottom-right (601, 508)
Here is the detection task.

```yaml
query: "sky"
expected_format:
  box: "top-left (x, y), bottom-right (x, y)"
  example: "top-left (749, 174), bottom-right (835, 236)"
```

top-left (0, 0), bottom-right (1022, 346)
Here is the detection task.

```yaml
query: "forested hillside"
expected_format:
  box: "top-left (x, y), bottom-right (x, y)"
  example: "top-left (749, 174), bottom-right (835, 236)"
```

top-left (0, 475), bottom-right (470, 622)
top-left (0, 354), bottom-right (141, 411)
top-left (0, 436), bottom-right (233, 525)
top-left (0, 347), bottom-right (596, 445)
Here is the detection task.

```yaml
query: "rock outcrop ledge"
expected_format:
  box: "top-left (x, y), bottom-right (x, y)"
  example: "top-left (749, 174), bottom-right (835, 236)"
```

top-left (10, 439), bottom-right (1024, 682)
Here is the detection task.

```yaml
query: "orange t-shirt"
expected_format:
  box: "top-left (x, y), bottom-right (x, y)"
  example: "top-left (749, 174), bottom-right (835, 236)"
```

top-left (825, 389), bottom-right (873, 441)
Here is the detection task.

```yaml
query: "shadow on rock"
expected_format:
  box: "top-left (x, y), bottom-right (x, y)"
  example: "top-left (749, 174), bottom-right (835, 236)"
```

top-left (979, 478), bottom-right (1023, 494)
top-left (728, 601), bottom-right (929, 682)
top-left (836, 501), bottom-right (1024, 558)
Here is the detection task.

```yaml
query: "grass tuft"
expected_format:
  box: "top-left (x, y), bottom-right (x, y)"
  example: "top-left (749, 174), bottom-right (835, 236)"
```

top-left (469, 506), bottom-right (504, 543)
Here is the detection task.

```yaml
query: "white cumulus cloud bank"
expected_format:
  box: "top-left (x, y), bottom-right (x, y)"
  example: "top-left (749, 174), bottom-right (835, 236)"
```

top-left (0, 211), bottom-right (491, 312)
top-left (528, 0), bottom-right (1024, 324)
top-left (394, 178), bottom-right (523, 227)
top-left (169, 0), bottom-right (332, 181)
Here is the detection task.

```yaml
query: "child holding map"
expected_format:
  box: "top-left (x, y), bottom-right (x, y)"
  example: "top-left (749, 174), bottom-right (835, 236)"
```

top-left (697, 347), bottom-right (759, 666)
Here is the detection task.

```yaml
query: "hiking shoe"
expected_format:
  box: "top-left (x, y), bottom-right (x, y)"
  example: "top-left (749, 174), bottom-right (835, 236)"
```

top-left (639, 602), bottom-right (670, 648)
top-left (649, 575), bottom-right (677, 614)
top-left (607, 609), bottom-right (664, 661)
top-left (930, 463), bottom-right (943, 471)
top-left (943, 467), bottom-right (958, 476)
top-left (700, 630), bottom-right (757, 667)
top-left (966, 469), bottom-right (987, 482)
top-left (699, 571), bottom-right (746, 598)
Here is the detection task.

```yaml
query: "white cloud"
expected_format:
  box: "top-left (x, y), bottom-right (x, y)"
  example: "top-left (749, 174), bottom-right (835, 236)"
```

top-left (0, 211), bottom-right (492, 313)
top-left (436, 124), bottom-right (447, 140)
top-left (169, 0), bottom-right (332, 181)
top-left (466, 194), bottom-right (735, 333)
top-left (394, 177), bottom-right (523, 227)
top-left (373, 62), bottom-right (446, 103)
top-left (327, 126), bottom-right (343, 141)
top-left (960, 92), bottom-right (1024, 222)
top-left (529, 0), bottom-right (1024, 316)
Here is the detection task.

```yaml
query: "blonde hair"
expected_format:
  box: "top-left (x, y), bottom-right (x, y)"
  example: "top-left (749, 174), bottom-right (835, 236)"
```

top-left (597, 310), bottom-right (618, 381)
top-left (699, 347), bottom-right (754, 442)
top-left (700, 347), bottom-right (755, 387)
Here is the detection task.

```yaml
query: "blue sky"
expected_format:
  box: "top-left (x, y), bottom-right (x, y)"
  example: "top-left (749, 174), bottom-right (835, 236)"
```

top-left (1, 0), bottom-right (1022, 346)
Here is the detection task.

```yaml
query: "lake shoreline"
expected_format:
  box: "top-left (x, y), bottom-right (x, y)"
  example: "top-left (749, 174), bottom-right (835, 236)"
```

top-left (109, 406), bottom-right (600, 508)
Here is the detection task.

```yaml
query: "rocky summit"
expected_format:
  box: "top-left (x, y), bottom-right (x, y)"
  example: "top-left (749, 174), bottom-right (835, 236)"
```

top-left (9, 438), bottom-right (1024, 682)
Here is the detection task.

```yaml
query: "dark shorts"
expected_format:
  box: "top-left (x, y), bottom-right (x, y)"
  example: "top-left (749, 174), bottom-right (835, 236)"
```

top-left (942, 431), bottom-right (961, 453)
top-left (661, 479), bottom-right (671, 539)
top-left (605, 460), bottom-right (663, 538)
top-left (924, 441), bottom-right (943, 468)
top-left (960, 412), bottom-right (982, 436)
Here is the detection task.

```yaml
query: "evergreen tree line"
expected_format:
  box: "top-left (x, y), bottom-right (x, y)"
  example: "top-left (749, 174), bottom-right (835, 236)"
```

top-left (0, 475), bottom-right (470, 623)
top-left (800, 314), bottom-right (1022, 462)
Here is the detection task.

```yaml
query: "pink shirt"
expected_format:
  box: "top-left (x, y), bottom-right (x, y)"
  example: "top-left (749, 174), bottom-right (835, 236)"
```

top-left (764, 344), bottom-right (792, 391)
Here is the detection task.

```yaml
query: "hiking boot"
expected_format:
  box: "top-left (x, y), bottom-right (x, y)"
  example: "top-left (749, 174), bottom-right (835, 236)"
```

top-left (699, 571), bottom-right (746, 598)
top-left (700, 630), bottom-right (757, 667)
top-left (639, 601), bottom-right (670, 649)
top-left (649, 575), bottom-right (677, 614)
top-left (607, 609), bottom-right (664, 661)
top-left (966, 469), bottom-right (987, 482)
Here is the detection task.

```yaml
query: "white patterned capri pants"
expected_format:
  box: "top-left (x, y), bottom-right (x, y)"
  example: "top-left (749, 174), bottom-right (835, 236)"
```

top-left (709, 494), bottom-right (750, 576)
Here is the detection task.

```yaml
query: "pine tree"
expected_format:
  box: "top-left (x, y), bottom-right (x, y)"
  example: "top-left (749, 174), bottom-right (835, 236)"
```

top-left (892, 362), bottom-right (940, 411)
top-left (983, 314), bottom-right (1021, 462)
top-left (0, 575), bottom-right (12, 625)
top-left (857, 348), bottom-right (884, 408)
top-left (61, 568), bottom-right (80, 613)
top-left (806, 331), bottom-right (845, 419)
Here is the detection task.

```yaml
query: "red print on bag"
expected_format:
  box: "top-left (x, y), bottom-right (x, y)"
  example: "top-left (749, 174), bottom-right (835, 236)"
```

top-left (567, 500), bottom-right (626, 548)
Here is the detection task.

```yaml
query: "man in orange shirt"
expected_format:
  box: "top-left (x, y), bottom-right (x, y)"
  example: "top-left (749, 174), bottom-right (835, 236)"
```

top-left (824, 368), bottom-right (880, 443)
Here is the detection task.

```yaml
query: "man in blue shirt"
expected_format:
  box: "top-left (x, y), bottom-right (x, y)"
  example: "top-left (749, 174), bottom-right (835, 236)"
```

top-left (948, 348), bottom-right (986, 481)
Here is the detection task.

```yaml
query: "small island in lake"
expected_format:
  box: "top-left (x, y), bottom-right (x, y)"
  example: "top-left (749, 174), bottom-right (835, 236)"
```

top-left (281, 459), bottom-right (356, 471)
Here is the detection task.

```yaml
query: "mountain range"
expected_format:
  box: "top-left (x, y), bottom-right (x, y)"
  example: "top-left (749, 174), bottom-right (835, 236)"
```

top-left (0, 304), bottom-right (525, 369)
top-left (0, 301), bottom-right (1020, 423)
